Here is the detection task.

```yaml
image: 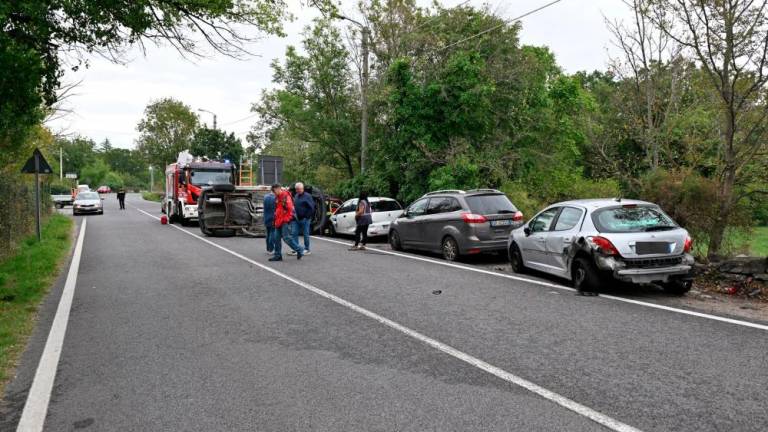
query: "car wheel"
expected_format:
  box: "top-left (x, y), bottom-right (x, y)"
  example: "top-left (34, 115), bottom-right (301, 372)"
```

top-left (509, 243), bottom-right (526, 273)
top-left (661, 279), bottom-right (692, 295)
top-left (572, 256), bottom-right (605, 293)
top-left (441, 236), bottom-right (459, 262)
top-left (389, 230), bottom-right (403, 251)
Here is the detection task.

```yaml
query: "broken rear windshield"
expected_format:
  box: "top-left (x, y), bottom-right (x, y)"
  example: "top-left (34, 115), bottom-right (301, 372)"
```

top-left (592, 206), bottom-right (677, 233)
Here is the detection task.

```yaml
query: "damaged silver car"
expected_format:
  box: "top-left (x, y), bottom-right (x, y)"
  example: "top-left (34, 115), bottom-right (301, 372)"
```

top-left (507, 199), bottom-right (694, 294)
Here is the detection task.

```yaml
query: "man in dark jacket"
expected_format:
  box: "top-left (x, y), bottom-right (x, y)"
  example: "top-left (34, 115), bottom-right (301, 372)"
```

top-left (291, 182), bottom-right (315, 255)
top-left (263, 190), bottom-right (276, 255)
top-left (116, 188), bottom-right (126, 210)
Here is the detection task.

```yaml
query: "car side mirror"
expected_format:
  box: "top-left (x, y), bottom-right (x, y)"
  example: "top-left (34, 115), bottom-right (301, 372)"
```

top-left (524, 227), bottom-right (531, 237)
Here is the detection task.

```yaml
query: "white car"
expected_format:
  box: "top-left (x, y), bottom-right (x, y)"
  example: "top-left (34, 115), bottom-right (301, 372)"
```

top-left (72, 191), bottom-right (104, 215)
top-left (331, 197), bottom-right (403, 237)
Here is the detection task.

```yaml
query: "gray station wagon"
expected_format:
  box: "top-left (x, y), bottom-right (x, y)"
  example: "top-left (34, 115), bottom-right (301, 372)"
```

top-left (507, 199), bottom-right (695, 294)
top-left (389, 189), bottom-right (524, 261)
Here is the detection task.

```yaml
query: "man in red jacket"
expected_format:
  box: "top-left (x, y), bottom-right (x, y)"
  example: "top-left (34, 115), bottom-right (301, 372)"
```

top-left (269, 183), bottom-right (304, 261)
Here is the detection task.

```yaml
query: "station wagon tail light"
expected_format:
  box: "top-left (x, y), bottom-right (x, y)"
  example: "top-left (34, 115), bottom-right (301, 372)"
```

top-left (461, 213), bottom-right (487, 224)
top-left (512, 211), bottom-right (524, 222)
top-left (684, 236), bottom-right (693, 253)
top-left (588, 236), bottom-right (620, 256)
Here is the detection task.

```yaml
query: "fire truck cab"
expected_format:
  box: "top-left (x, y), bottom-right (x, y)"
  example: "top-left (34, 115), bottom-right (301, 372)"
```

top-left (164, 156), bottom-right (234, 225)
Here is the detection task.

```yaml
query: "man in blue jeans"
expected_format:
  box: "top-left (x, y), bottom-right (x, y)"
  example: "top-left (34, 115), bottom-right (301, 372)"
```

top-left (290, 182), bottom-right (315, 255)
top-left (263, 190), bottom-right (276, 255)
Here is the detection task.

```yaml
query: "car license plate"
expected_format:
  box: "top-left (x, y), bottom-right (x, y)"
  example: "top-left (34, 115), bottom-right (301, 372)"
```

top-left (490, 219), bottom-right (512, 227)
top-left (635, 242), bottom-right (671, 255)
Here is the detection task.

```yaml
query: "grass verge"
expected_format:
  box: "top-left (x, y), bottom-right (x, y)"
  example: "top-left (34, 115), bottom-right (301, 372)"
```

top-left (142, 191), bottom-right (163, 202)
top-left (0, 214), bottom-right (73, 392)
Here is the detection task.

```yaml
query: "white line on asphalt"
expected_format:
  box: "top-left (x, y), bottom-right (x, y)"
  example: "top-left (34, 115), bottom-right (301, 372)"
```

top-left (312, 236), bottom-right (768, 332)
top-left (135, 207), bottom-right (642, 432)
top-left (17, 219), bottom-right (87, 432)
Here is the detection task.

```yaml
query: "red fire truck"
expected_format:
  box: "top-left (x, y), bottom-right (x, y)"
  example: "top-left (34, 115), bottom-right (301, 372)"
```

top-left (163, 157), bottom-right (234, 225)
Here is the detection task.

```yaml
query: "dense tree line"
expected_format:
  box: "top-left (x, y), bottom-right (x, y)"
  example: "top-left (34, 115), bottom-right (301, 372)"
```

top-left (251, 0), bottom-right (768, 258)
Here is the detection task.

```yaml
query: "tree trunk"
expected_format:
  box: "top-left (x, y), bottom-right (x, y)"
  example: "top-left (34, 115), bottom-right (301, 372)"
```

top-left (707, 109), bottom-right (737, 260)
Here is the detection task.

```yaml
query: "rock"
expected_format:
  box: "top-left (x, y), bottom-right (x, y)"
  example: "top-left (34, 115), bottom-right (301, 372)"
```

top-left (701, 294), bottom-right (714, 300)
top-left (717, 257), bottom-right (768, 275)
top-left (754, 273), bottom-right (768, 282)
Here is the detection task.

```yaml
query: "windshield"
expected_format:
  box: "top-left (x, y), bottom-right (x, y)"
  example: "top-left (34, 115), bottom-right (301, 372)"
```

top-left (465, 194), bottom-right (516, 215)
top-left (76, 192), bottom-right (99, 200)
top-left (190, 170), bottom-right (231, 186)
top-left (592, 206), bottom-right (678, 233)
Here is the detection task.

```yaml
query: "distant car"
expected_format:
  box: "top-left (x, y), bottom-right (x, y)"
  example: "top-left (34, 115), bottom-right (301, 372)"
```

top-left (389, 189), bottom-right (524, 261)
top-left (96, 185), bottom-right (111, 194)
top-left (507, 199), bottom-right (694, 294)
top-left (331, 197), bottom-right (403, 237)
top-left (73, 191), bottom-right (104, 215)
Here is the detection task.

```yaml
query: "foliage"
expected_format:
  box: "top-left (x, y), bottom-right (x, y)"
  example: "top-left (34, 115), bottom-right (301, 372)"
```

top-left (190, 127), bottom-right (244, 163)
top-left (142, 191), bottom-right (164, 202)
top-left (136, 98), bottom-right (199, 168)
top-left (0, 214), bottom-right (72, 389)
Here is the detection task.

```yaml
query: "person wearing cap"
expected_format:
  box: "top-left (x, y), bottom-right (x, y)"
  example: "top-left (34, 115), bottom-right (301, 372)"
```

top-left (269, 183), bottom-right (304, 262)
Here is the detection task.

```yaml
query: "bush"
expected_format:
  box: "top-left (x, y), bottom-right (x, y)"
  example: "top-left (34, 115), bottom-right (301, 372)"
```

top-left (333, 173), bottom-right (389, 201)
top-left (499, 181), bottom-right (544, 219)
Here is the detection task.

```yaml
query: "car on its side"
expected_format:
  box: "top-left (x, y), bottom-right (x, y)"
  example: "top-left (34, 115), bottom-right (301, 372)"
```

top-left (507, 199), bottom-right (694, 294)
top-left (331, 197), bottom-right (403, 237)
top-left (73, 191), bottom-right (104, 215)
top-left (389, 189), bottom-right (524, 261)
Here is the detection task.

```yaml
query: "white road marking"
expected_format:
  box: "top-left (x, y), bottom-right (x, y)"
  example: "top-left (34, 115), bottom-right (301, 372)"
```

top-left (136, 207), bottom-right (642, 432)
top-left (17, 219), bottom-right (87, 432)
top-left (313, 236), bottom-right (768, 332)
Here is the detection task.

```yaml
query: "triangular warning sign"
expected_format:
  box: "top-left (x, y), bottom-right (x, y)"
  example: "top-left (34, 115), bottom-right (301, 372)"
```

top-left (21, 148), bottom-right (53, 174)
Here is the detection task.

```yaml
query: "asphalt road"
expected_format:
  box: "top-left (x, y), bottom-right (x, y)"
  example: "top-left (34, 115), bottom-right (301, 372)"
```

top-left (2, 193), bottom-right (767, 431)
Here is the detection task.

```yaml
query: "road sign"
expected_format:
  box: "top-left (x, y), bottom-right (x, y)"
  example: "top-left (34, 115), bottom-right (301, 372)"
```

top-left (20, 148), bottom-right (52, 241)
top-left (21, 148), bottom-right (53, 174)
top-left (66, 173), bottom-right (78, 179)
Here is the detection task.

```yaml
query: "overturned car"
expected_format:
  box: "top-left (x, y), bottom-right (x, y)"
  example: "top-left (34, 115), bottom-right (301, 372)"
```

top-left (507, 199), bottom-right (694, 294)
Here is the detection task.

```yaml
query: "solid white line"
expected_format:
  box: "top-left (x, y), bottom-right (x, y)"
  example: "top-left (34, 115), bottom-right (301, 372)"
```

top-left (312, 236), bottom-right (768, 332)
top-left (135, 208), bottom-right (642, 432)
top-left (17, 219), bottom-right (87, 432)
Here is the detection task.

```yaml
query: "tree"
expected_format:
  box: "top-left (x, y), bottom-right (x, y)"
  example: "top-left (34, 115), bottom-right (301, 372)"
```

top-left (136, 98), bottom-right (199, 167)
top-left (190, 127), bottom-right (244, 163)
top-left (645, 0), bottom-right (768, 258)
top-left (1, 0), bottom-right (289, 163)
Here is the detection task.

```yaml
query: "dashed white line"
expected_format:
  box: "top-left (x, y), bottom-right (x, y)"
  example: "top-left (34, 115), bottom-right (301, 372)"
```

top-left (135, 207), bottom-right (643, 432)
top-left (312, 236), bottom-right (768, 332)
top-left (17, 219), bottom-right (87, 432)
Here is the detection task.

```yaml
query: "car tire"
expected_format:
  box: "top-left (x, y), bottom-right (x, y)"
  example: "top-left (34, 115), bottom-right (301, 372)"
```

top-left (572, 256), bottom-right (606, 293)
top-left (661, 279), bottom-right (692, 295)
top-left (441, 236), bottom-right (459, 262)
top-left (508, 243), bottom-right (526, 273)
top-left (389, 230), bottom-right (403, 251)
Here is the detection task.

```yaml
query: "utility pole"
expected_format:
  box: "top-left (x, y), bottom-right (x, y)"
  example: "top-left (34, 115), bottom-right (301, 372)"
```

top-left (59, 147), bottom-right (63, 180)
top-left (332, 13), bottom-right (369, 174)
top-left (198, 109), bottom-right (218, 130)
top-left (360, 26), bottom-right (369, 174)
top-left (149, 165), bottom-right (154, 192)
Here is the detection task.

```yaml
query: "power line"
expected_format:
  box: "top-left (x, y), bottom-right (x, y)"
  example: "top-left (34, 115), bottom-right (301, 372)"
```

top-left (437, 0), bottom-right (566, 52)
top-left (219, 113), bottom-right (258, 127)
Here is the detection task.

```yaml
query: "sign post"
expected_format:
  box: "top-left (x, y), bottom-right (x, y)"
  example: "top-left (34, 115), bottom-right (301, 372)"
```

top-left (21, 149), bottom-right (53, 241)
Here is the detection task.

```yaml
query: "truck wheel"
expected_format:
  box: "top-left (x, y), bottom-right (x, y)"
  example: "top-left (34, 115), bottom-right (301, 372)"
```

top-left (572, 256), bottom-right (606, 294)
top-left (661, 279), bottom-right (692, 295)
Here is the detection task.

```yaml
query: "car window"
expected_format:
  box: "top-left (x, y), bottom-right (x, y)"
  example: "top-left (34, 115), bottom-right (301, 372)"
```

top-left (407, 198), bottom-right (429, 217)
top-left (592, 205), bottom-right (678, 233)
top-left (339, 199), bottom-right (358, 214)
top-left (371, 200), bottom-right (402, 212)
top-left (553, 207), bottom-right (583, 231)
top-left (465, 194), bottom-right (516, 215)
top-left (426, 197), bottom-right (461, 214)
top-left (529, 208), bottom-right (559, 232)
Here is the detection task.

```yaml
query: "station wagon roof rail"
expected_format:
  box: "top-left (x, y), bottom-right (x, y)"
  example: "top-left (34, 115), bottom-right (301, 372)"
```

top-left (425, 190), bottom-right (466, 195)
top-left (465, 188), bottom-right (501, 194)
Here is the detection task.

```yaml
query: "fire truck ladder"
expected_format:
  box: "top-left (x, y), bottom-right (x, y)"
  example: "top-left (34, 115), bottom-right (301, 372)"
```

top-left (239, 158), bottom-right (254, 186)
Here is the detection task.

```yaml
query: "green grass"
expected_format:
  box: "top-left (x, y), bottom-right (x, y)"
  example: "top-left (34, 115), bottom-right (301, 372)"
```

top-left (728, 226), bottom-right (768, 257)
top-left (0, 214), bottom-right (73, 390)
top-left (142, 191), bottom-right (163, 202)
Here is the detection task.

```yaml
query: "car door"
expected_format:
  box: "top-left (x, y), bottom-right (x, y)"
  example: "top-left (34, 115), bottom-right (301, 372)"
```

top-left (423, 197), bottom-right (455, 249)
top-left (520, 207), bottom-right (560, 272)
top-left (333, 199), bottom-right (358, 234)
top-left (545, 206), bottom-right (585, 275)
top-left (398, 198), bottom-right (429, 248)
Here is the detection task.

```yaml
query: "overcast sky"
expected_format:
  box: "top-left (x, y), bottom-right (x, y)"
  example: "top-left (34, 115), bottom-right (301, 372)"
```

top-left (47, 0), bottom-right (631, 149)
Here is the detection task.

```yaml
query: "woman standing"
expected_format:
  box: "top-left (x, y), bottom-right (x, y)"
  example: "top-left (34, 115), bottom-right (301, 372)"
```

top-left (350, 191), bottom-right (372, 251)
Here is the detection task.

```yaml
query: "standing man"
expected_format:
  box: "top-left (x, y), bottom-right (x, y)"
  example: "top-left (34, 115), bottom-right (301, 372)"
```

top-left (290, 182), bottom-right (315, 255)
top-left (269, 183), bottom-right (304, 262)
top-left (263, 189), bottom-right (276, 255)
top-left (117, 188), bottom-right (126, 210)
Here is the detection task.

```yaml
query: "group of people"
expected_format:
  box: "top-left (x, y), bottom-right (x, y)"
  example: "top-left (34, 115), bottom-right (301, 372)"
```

top-left (262, 183), bottom-right (372, 262)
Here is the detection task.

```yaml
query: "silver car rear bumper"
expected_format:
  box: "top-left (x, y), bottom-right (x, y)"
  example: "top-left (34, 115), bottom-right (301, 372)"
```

top-left (615, 264), bottom-right (692, 284)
